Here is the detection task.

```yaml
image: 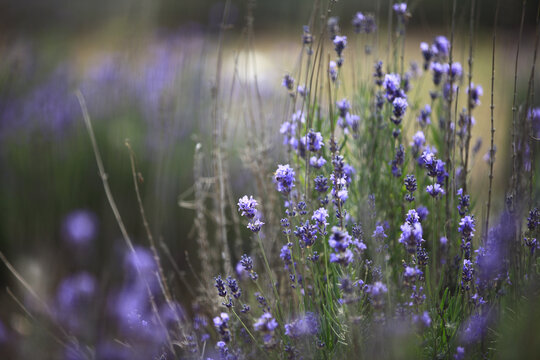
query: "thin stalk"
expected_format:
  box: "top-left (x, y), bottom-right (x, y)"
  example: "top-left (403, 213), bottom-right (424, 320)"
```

top-left (463, 0), bottom-right (476, 193)
top-left (485, 0), bottom-right (500, 239)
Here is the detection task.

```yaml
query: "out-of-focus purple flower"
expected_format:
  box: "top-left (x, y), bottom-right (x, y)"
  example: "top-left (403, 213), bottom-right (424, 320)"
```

top-left (448, 62), bottom-right (462, 80)
top-left (417, 206), bottom-right (429, 222)
top-left (333, 35), bottom-right (347, 57)
top-left (420, 42), bottom-right (434, 70)
top-left (365, 281), bottom-right (388, 310)
top-left (301, 130), bottom-right (324, 152)
top-left (461, 313), bottom-right (490, 344)
top-left (62, 210), bottom-right (98, 246)
top-left (374, 61), bottom-right (384, 86)
top-left (383, 73), bottom-right (402, 101)
top-left (431, 62), bottom-right (447, 86)
top-left (285, 312), bottom-right (319, 338)
top-left (124, 246), bottom-right (158, 290)
top-left (297, 85), bottom-right (307, 97)
top-left (280, 245), bottom-right (292, 267)
top-left (254, 312), bottom-right (278, 345)
top-left (390, 144), bottom-right (405, 177)
top-left (372, 225), bottom-right (387, 242)
top-left (329, 227), bottom-right (353, 265)
top-left (352, 12), bottom-right (365, 33)
top-left (399, 221), bottom-right (423, 254)
top-left (454, 346), bottom-right (465, 360)
top-left (213, 312), bottom-right (231, 342)
top-left (274, 164), bottom-right (296, 194)
top-left (417, 104), bottom-right (432, 128)
top-left (529, 107), bottom-right (540, 138)
top-left (237, 195), bottom-right (258, 218)
top-left (413, 311), bottom-right (431, 328)
top-left (329, 60), bottom-right (338, 82)
top-left (336, 98), bottom-right (351, 117)
top-left (392, 97), bottom-right (408, 119)
top-left (327, 17), bottom-right (340, 40)
top-left (302, 25), bottom-right (313, 45)
top-left (352, 12), bottom-right (376, 34)
top-left (393, 3), bottom-right (407, 16)
top-left (56, 272), bottom-right (96, 331)
top-left (434, 36), bottom-right (450, 59)
top-left (312, 208), bottom-right (329, 228)
top-left (282, 74), bottom-right (294, 90)
top-left (426, 183), bottom-right (445, 198)
top-left (467, 82), bottom-right (483, 109)
top-left (411, 131), bottom-right (425, 157)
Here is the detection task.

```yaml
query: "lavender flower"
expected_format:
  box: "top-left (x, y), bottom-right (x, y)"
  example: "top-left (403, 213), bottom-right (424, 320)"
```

top-left (333, 35), bottom-right (347, 57)
top-left (430, 62), bottom-right (447, 86)
top-left (336, 98), bottom-right (351, 117)
top-left (399, 220), bottom-right (423, 254)
top-left (310, 156), bottom-right (327, 169)
top-left (383, 73), bottom-right (402, 101)
top-left (282, 74), bottom-right (294, 90)
top-left (226, 276), bottom-right (241, 299)
top-left (420, 42), bottom-right (434, 70)
top-left (314, 175), bottom-right (329, 193)
top-left (352, 12), bottom-right (376, 34)
top-left (352, 12), bottom-right (365, 33)
top-left (413, 311), bottom-right (431, 328)
top-left (458, 215), bottom-right (475, 239)
top-left (392, 97), bottom-right (408, 119)
top-left (416, 206), bottom-right (429, 222)
top-left (213, 313), bottom-right (230, 342)
top-left (410, 131), bottom-right (425, 157)
top-left (404, 174), bottom-right (417, 202)
top-left (237, 195), bottom-right (258, 218)
top-left (457, 188), bottom-right (470, 216)
top-left (328, 227), bottom-right (353, 265)
top-left (215, 275), bottom-right (227, 297)
top-left (284, 312), bottom-right (319, 338)
top-left (527, 208), bottom-right (539, 231)
top-left (329, 60), bottom-right (338, 82)
top-left (374, 61), bottom-right (384, 86)
top-left (426, 183), bottom-right (445, 198)
top-left (390, 144), bottom-right (405, 177)
top-left (274, 164), bottom-right (296, 194)
top-left (312, 208), bottom-right (329, 232)
top-left (448, 62), bottom-right (463, 80)
top-left (454, 346), bottom-right (465, 360)
top-left (302, 25), bottom-right (313, 45)
top-left (254, 312), bottom-right (279, 345)
top-left (417, 104), bottom-right (432, 128)
top-left (461, 259), bottom-right (474, 290)
top-left (295, 220), bottom-right (318, 248)
top-left (301, 130), bottom-right (324, 152)
top-left (365, 281), bottom-right (388, 310)
top-left (434, 36), bottom-right (450, 59)
top-left (280, 245), bottom-right (292, 267)
top-left (247, 219), bottom-right (265, 233)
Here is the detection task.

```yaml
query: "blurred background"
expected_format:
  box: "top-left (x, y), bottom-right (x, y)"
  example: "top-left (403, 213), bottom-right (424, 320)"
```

top-left (0, 0), bottom-right (538, 357)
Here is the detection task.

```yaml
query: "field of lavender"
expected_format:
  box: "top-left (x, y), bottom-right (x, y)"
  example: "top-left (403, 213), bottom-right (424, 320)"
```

top-left (0, 0), bottom-right (539, 359)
